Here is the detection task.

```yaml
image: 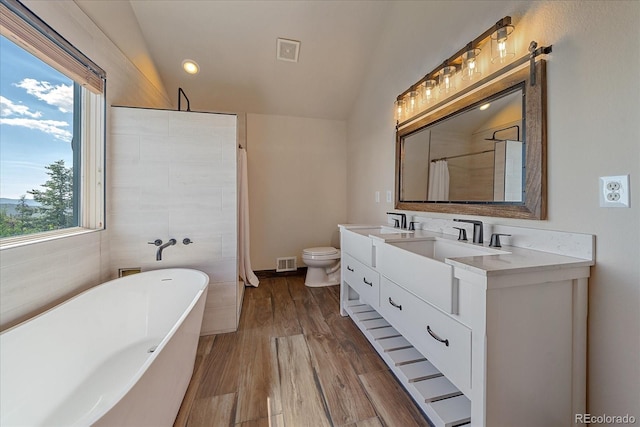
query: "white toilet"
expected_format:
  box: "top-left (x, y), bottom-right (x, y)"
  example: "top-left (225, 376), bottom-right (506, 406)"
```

top-left (302, 246), bottom-right (341, 287)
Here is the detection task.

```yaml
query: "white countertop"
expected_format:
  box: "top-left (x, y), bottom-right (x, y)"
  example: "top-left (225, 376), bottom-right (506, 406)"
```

top-left (339, 224), bottom-right (594, 277)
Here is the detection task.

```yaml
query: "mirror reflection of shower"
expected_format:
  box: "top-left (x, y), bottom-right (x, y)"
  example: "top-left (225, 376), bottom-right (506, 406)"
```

top-left (400, 87), bottom-right (524, 203)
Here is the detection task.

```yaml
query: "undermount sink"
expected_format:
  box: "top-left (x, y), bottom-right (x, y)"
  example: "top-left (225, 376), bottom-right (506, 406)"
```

top-left (390, 238), bottom-right (508, 262)
top-left (378, 226), bottom-right (414, 234)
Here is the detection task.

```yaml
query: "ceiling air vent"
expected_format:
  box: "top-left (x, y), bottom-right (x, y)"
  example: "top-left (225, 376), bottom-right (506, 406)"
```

top-left (276, 38), bottom-right (300, 63)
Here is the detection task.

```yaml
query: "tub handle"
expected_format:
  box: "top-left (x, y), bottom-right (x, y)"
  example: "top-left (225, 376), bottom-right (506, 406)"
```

top-left (148, 239), bottom-right (163, 246)
top-left (183, 238), bottom-right (194, 245)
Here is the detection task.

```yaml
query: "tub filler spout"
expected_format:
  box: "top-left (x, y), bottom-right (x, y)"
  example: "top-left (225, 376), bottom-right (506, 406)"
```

top-left (156, 238), bottom-right (176, 261)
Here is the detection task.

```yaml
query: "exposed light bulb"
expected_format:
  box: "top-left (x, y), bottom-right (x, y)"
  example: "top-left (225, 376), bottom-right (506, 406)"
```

top-left (462, 48), bottom-right (481, 81)
top-left (420, 80), bottom-right (437, 106)
top-left (407, 90), bottom-right (419, 115)
top-left (499, 40), bottom-right (507, 58)
top-left (439, 66), bottom-right (457, 94)
top-left (394, 99), bottom-right (405, 122)
top-left (491, 24), bottom-right (514, 64)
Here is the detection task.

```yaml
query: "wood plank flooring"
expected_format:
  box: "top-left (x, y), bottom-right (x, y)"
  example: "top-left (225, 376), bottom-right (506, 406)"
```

top-left (174, 274), bottom-right (430, 427)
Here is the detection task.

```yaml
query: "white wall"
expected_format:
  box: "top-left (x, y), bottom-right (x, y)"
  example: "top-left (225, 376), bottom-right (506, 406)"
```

top-left (347, 0), bottom-right (639, 420)
top-left (0, 0), bottom-right (170, 330)
top-left (247, 114), bottom-right (347, 270)
top-left (109, 107), bottom-right (238, 334)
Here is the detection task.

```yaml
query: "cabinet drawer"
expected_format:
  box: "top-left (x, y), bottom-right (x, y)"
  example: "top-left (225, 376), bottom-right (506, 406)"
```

top-left (342, 230), bottom-right (375, 266)
top-left (380, 277), bottom-right (471, 393)
top-left (343, 253), bottom-right (380, 308)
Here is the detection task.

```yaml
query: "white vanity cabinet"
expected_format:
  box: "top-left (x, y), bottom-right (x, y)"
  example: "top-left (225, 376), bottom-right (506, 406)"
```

top-left (339, 225), bottom-right (593, 427)
top-left (379, 276), bottom-right (472, 395)
top-left (340, 227), bottom-right (380, 312)
top-left (343, 253), bottom-right (380, 309)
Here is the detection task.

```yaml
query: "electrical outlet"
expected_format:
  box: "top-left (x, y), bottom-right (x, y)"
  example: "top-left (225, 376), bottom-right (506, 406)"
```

top-left (599, 175), bottom-right (630, 207)
top-left (375, 191), bottom-right (380, 203)
top-left (386, 190), bottom-right (393, 203)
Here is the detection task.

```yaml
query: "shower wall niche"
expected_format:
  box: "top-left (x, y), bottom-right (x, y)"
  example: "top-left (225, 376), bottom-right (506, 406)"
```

top-left (108, 107), bottom-right (241, 334)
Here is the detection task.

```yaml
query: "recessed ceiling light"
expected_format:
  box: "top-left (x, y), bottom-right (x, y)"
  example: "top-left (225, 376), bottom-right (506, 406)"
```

top-left (479, 103), bottom-right (491, 111)
top-left (182, 59), bottom-right (199, 75)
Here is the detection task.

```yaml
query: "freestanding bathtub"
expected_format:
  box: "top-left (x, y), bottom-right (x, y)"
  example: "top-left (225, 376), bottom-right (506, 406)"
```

top-left (0, 268), bottom-right (209, 426)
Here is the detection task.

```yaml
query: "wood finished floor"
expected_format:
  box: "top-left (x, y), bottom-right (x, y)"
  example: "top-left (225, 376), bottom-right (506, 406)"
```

top-left (174, 274), bottom-right (431, 427)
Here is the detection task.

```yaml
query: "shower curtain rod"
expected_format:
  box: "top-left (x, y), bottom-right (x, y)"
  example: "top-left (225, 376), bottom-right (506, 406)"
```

top-left (431, 149), bottom-right (495, 163)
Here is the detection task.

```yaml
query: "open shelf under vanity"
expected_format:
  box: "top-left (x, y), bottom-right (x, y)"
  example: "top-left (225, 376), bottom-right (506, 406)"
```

top-left (345, 301), bottom-right (471, 427)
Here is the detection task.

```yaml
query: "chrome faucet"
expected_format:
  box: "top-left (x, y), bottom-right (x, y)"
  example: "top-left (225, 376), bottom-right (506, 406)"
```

top-left (156, 238), bottom-right (176, 261)
top-left (453, 219), bottom-right (483, 244)
top-left (387, 212), bottom-right (407, 229)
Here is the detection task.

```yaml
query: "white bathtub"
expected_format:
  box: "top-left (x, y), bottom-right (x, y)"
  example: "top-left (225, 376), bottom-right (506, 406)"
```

top-left (0, 268), bottom-right (209, 426)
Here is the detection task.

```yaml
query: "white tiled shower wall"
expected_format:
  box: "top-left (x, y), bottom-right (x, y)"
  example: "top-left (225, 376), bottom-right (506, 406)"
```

top-left (109, 107), bottom-right (239, 334)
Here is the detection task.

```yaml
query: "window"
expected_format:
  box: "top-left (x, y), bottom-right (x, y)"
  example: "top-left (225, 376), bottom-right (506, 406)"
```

top-left (0, 0), bottom-right (105, 244)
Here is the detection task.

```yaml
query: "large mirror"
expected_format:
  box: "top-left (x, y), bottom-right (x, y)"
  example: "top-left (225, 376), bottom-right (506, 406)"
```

top-left (395, 61), bottom-right (547, 219)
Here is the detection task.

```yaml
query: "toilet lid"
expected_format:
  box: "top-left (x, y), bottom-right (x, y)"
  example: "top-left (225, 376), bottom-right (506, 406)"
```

top-left (303, 247), bottom-right (338, 256)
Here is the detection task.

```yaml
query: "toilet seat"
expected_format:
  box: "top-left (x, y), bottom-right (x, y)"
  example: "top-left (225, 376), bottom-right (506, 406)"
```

top-left (303, 247), bottom-right (338, 256)
top-left (303, 246), bottom-right (340, 260)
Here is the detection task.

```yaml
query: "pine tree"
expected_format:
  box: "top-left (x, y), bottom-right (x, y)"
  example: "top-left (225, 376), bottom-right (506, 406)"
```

top-left (28, 160), bottom-right (74, 230)
top-left (15, 195), bottom-right (36, 233)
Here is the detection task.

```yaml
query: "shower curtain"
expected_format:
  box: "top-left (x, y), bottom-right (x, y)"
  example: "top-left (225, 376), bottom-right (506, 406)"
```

top-left (238, 146), bottom-right (259, 287)
top-left (428, 160), bottom-right (450, 201)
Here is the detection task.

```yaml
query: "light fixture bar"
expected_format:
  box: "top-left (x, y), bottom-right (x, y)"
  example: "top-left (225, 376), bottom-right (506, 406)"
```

top-left (528, 41), bottom-right (553, 85)
top-left (397, 47), bottom-right (551, 131)
top-left (396, 16), bottom-right (513, 101)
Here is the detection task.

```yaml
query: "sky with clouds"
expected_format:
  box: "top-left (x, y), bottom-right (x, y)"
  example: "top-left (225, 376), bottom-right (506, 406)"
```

top-left (0, 35), bottom-right (74, 200)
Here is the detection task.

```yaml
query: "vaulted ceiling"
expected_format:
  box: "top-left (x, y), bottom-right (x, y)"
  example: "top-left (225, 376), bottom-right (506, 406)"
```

top-left (74, 0), bottom-right (394, 120)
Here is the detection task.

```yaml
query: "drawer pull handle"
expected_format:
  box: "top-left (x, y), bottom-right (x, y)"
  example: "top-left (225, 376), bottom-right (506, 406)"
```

top-left (427, 325), bottom-right (449, 347)
top-left (388, 297), bottom-right (402, 310)
top-left (347, 265), bottom-right (354, 272)
top-left (363, 277), bottom-right (373, 286)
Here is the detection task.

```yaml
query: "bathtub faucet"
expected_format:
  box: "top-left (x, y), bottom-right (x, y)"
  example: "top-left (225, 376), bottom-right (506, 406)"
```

top-left (156, 238), bottom-right (177, 261)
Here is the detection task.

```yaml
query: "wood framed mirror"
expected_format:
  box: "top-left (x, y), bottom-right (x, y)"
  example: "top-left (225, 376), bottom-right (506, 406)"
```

top-left (395, 60), bottom-right (547, 219)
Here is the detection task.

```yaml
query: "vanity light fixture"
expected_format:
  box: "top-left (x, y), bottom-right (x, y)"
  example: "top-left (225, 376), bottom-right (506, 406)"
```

top-left (491, 18), bottom-right (515, 64)
top-left (406, 89), bottom-right (419, 115)
top-left (479, 103), bottom-right (491, 111)
top-left (461, 47), bottom-right (482, 81)
top-left (438, 65), bottom-right (458, 94)
top-left (182, 59), bottom-right (199, 75)
top-left (394, 15), bottom-right (552, 127)
top-left (394, 98), bottom-right (406, 122)
top-left (420, 79), bottom-right (437, 106)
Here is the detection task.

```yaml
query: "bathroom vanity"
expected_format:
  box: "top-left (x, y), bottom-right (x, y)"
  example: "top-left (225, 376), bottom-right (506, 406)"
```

top-left (339, 223), bottom-right (594, 427)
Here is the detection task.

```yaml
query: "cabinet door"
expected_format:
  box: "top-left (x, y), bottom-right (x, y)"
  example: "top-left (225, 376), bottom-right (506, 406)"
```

top-left (343, 254), bottom-right (380, 308)
top-left (380, 277), bottom-right (472, 394)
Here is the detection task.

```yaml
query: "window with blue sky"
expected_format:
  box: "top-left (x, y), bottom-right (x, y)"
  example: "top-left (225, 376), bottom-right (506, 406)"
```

top-left (0, 33), bottom-right (80, 238)
top-left (1, 0), bottom-right (106, 242)
top-left (1, 34), bottom-right (74, 200)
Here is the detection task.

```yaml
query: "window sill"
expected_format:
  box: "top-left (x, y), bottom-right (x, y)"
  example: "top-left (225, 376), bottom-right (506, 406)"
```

top-left (0, 227), bottom-right (103, 251)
